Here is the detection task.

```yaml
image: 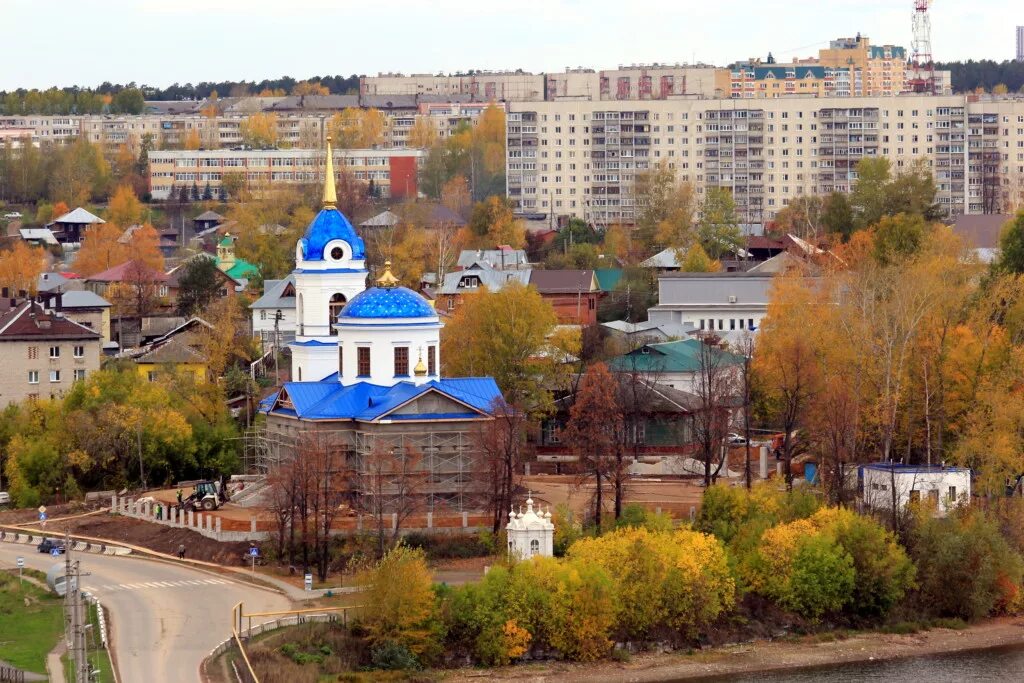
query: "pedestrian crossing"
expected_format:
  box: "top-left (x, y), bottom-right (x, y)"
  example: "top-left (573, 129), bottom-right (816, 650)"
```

top-left (84, 577), bottom-right (233, 594)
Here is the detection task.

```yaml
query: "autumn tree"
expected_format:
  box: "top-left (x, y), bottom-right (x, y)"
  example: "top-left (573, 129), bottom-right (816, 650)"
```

top-left (108, 184), bottom-right (144, 228)
top-left (329, 108), bottom-right (387, 148)
top-left (407, 116), bottom-right (438, 149)
top-left (441, 175), bottom-right (472, 219)
top-left (771, 195), bottom-right (825, 240)
top-left (358, 544), bottom-right (439, 659)
top-left (240, 112), bottom-right (279, 147)
top-left (122, 223), bottom-right (164, 272)
top-left (633, 161), bottom-right (696, 252)
top-left (106, 261), bottom-right (166, 318)
top-left (441, 282), bottom-right (577, 416)
top-left (0, 241), bottom-right (46, 295)
top-left (466, 196), bottom-right (525, 249)
top-left (561, 362), bottom-right (621, 528)
top-left (477, 399), bottom-right (530, 533)
top-left (997, 211), bottom-right (1024, 274)
top-left (74, 222), bottom-right (128, 276)
top-left (679, 243), bottom-right (719, 272)
top-left (48, 137), bottom-right (110, 205)
top-left (291, 80), bottom-right (329, 96)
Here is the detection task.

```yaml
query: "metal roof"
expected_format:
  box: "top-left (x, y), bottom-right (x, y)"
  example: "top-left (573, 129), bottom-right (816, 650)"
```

top-left (250, 275), bottom-right (296, 310)
top-left (51, 207), bottom-right (105, 225)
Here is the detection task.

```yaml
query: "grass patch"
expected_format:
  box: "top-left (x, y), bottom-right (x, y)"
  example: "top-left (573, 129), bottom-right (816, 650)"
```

top-left (0, 570), bottom-right (64, 674)
top-left (931, 618), bottom-right (968, 630)
top-left (878, 621), bottom-right (926, 635)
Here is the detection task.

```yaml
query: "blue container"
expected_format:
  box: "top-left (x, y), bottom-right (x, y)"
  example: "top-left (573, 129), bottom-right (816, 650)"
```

top-left (805, 462), bottom-right (819, 485)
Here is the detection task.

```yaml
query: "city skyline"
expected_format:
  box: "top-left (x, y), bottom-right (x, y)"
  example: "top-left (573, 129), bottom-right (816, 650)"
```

top-left (2, 0), bottom-right (1020, 92)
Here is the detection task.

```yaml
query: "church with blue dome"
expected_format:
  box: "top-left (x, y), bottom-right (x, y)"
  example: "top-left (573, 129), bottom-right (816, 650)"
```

top-left (259, 138), bottom-right (503, 514)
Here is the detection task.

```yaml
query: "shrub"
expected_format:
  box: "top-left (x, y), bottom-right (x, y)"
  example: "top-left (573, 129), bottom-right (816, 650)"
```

top-left (567, 527), bottom-right (734, 642)
top-left (615, 503), bottom-right (674, 532)
top-left (907, 509), bottom-right (1024, 620)
top-left (809, 507), bottom-right (916, 618)
top-left (402, 532), bottom-right (491, 560)
top-left (746, 519), bottom-right (855, 620)
top-left (544, 560), bottom-right (617, 661)
top-left (696, 482), bottom-right (821, 546)
top-left (370, 641), bottom-right (419, 671)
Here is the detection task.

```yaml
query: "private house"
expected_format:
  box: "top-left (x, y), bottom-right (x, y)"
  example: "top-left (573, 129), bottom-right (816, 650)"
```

top-left (607, 338), bottom-right (745, 394)
top-left (435, 266), bottom-right (532, 313)
top-left (130, 318), bottom-right (213, 383)
top-left (860, 463), bottom-right (970, 516)
top-left (0, 300), bottom-right (102, 404)
top-left (48, 207), bottom-right (105, 246)
top-left (19, 228), bottom-right (60, 248)
top-left (535, 374), bottom-right (702, 469)
top-left (85, 260), bottom-right (169, 301)
top-left (193, 210), bottom-right (225, 234)
top-left (600, 319), bottom-right (697, 347)
top-left (457, 247), bottom-right (529, 271)
top-left (360, 204), bottom-right (467, 231)
top-left (165, 256), bottom-right (242, 305)
top-left (528, 270), bottom-right (601, 326)
top-left (36, 289), bottom-right (113, 346)
top-left (250, 275), bottom-right (297, 343)
top-left (258, 139), bottom-right (503, 514)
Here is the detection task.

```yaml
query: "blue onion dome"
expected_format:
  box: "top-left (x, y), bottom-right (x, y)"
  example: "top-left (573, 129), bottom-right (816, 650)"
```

top-left (299, 207), bottom-right (365, 261)
top-left (339, 261), bottom-right (435, 319)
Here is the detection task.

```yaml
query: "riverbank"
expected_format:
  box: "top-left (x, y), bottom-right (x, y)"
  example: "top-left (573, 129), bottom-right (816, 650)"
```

top-left (443, 616), bottom-right (1024, 682)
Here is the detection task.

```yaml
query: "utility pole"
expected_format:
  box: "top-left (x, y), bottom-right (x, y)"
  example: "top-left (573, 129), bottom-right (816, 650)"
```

top-left (273, 310), bottom-right (283, 386)
top-left (65, 531), bottom-right (89, 683)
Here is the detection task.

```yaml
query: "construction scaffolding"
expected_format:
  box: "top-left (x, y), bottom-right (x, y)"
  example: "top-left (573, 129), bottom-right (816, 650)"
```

top-left (248, 423), bottom-right (487, 514)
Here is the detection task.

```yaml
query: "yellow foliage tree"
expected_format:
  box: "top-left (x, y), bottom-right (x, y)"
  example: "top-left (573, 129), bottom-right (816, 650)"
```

top-left (0, 241), bottom-right (47, 295)
top-left (408, 116), bottom-right (438, 148)
top-left (359, 544), bottom-right (438, 656)
top-left (74, 222), bottom-right (128, 276)
top-left (291, 81), bottom-right (329, 96)
top-left (329, 108), bottom-right (387, 148)
top-left (108, 185), bottom-right (144, 227)
top-left (240, 112), bottom-right (279, 147)
top-left (183, 128), bottom-right (202, 150)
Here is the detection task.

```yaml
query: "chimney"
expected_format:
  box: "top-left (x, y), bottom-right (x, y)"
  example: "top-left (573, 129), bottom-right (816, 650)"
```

top-left (55, 293), bottom-right (63, 313)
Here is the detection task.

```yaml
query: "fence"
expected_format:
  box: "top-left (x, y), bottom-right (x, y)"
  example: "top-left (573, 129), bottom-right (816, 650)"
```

top-left (0, 664), bottom-right (24, 683)
top-left (113, 494), bottom-right (492, 543)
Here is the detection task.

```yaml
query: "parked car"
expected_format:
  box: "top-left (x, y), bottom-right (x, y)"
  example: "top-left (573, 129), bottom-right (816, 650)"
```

top-left (0, 491), bottom-right (10, 506)
top-left (3, 212), bottom-right (22, 219)
top-left (726, 432), bottom-right (748, 446)
top-left (37, 538), bottom-right (66, 554)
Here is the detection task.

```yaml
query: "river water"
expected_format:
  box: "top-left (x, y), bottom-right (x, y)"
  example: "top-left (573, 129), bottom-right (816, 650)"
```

top-left (713, 643), bottom-right (1024, 682)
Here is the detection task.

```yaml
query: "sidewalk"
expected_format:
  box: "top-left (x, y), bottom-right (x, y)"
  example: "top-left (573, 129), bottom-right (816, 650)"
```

top-left (45, 641), bottom-right (66, 683)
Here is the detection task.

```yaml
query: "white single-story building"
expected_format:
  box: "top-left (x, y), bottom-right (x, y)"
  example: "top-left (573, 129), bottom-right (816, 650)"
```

top-left (860, 463), bottom-right (970, 516)
top-left (506, 496), bottom-right (554, 560)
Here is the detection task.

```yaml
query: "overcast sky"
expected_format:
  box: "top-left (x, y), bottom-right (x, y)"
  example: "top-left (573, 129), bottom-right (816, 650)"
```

top-left (2, 0), bottom-right (1020, 91)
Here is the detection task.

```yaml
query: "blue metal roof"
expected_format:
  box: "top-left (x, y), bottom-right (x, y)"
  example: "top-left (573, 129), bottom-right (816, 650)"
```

top-left (262, 377), bottom-right (502, 421)
top-left (339, 286), bottom-right (436, 319)
top-left (290, 339), bottom-right (336, 347)
top-left (298, 207), bottom-right (365, 261)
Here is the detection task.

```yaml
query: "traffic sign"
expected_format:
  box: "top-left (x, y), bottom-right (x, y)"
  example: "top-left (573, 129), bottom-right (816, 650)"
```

top-left (50, 548), bottom-right (60, 557)
top-left (16, 556), bottom-right (24, 568)
top-left (304, 573), bottom-right (313, 591)
top-left (249, 547), bottom-right (259, 557)
top-left (39, 512), bottom-right (47, 521)
top-left (38, 505), bottom-right (46, 514)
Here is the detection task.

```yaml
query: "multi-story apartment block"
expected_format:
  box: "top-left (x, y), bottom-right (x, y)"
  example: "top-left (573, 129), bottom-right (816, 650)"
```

top-left (147, 148), bottom-right (424, 200)
top-left (362, 72), bottom-right (545, 100)
top-left (506, 95), bottom-right (1024, 226)
top-left (0, 115), bottom-right (81, 144)
top-left (731, 36), bottom-right (909, 99)
top-left (1017, 26), bottom-right (1024, 62)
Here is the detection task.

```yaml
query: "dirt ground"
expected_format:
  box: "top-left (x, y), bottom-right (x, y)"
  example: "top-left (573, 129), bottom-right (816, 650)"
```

top-left (523, 474), bottom-right (706, 521)
top-left (13, 513), bottom-right (252, 566)
top-left (443, 617), bottom-right (1024, 682)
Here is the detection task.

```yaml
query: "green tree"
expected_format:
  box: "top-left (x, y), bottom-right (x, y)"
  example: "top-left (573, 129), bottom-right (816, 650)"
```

top-left (821, 191), bottom-right (856, 240)
top-left (697, 187), bottom-right (742, 259)
top-left (109, 88), bottom-right (145, 114)
top-left (872, 213), bottom-right (929, 266)
top-left (850, 157), bottom-right (893, 228)
top-left (175, 257), bottom-right (224, 316)
top-left (997, 211), bottom-right (1024, 274)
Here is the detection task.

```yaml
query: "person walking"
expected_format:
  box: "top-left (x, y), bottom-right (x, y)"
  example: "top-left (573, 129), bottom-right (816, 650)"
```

top-left (176, 489), bottom-right (183, 509)
top-left (177, 543), bottom-right (186, 560)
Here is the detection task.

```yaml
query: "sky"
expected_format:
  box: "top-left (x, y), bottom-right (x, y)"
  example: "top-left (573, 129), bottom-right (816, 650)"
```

top-left (1, 0), bottom-right (1020, 91)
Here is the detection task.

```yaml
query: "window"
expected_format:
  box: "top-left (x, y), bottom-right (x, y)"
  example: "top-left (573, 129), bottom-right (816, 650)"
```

top-left (948, 486), bottom-right (957, 501)
top-left (49, 345), bottom-right (60, 358)
top-left (530, 539), bottom-right (540, 556)
top-left (927, 489), bottom-right (939, 505)
top-left (394, 347), bottom-right (409, 376)
top-left (338, 346), bottom-right (344, 376)
top-left (28, 370), bottom-right (39, 384)
top-left (28, 346), bottom-right (38, 360)
top-left (148, 371), bottom-right (158, 382)
top-left (74, 369), bottom-right (86, 381)
top-left (260, 310), bottom-right (267, 320)
top-left (543, 420), bottom-right (561, 444)
top-left (49, 370), bottom-right (61, 383)
top-left (909, 489), bottom-right (920, 503)
top-left (427, 345), bottom-right (436, 376)
top-left (73, 345), bottom-right (84, 358)
top-left (357, 347), bottom-right (370, 376)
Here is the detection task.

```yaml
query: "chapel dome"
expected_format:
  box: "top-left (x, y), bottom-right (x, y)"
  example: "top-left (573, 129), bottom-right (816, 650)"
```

top-left (299, 207), bottom-right (366, 261)
top-left (338, 285), bottom-right (436, 319)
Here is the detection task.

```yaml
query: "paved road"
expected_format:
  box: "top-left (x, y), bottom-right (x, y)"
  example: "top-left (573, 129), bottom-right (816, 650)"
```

top-left (0, 542), bottom-right (290, 683)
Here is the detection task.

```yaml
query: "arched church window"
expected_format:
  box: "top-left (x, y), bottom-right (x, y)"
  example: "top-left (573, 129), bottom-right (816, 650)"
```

top-left (530, 539), bottom-right (540, 556)
top-left (328, 293), bottom-right (346, 334)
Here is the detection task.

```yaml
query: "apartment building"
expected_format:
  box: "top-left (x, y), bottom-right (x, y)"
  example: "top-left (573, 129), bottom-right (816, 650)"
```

top-left (148, 148), bottom-right (424, 200)
top-left (0, 115), bottom-right (81, 144)
top-left (506, 95), bottom-right (1024, 225)
top-left (361, 72), bottom-right (545, 100)
top-left (731, 36), bottom-right (909, 99)
top-left (543, 66), bottom-right (728, 100)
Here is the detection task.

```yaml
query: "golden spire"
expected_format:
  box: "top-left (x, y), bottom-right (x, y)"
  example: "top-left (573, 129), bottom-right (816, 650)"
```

top-left (376, 260), bottom-right (400, 288)
top-left (414, 350), bottom-right (427, 377)
top-left (322, 135), bottom-right (337, 209)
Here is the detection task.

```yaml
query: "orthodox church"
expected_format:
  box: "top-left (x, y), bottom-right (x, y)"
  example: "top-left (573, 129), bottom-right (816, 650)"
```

top-left (260, 139), bottom-right (503, 513)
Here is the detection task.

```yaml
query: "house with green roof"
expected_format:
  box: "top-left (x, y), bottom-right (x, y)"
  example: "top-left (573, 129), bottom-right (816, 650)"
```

top-left (607, 338), bottom-right (744, 394)
top-left (216, 234), bottom-right (259, 282)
